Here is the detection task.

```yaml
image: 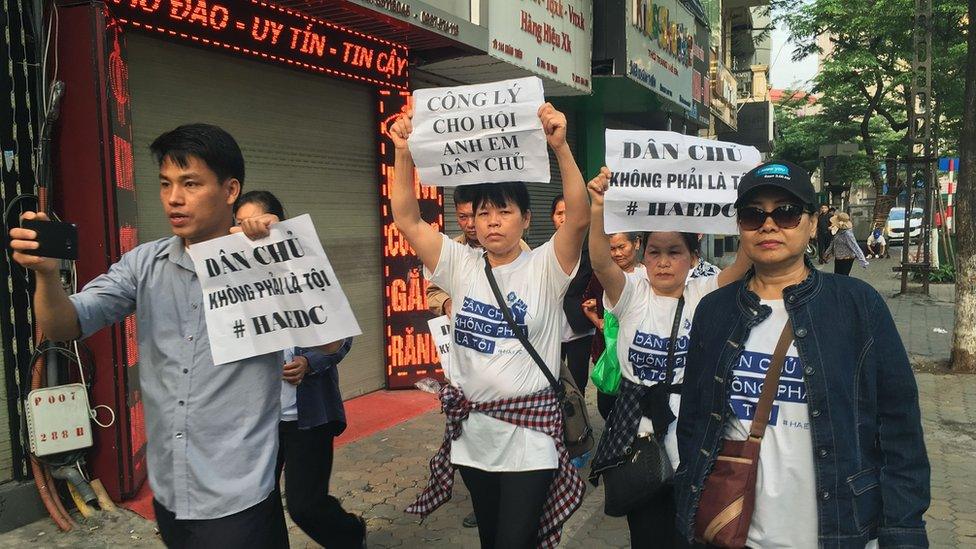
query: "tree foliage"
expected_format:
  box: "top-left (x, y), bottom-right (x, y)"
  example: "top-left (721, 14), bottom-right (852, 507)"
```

top-left (774, 0), bottom-right (966, 223)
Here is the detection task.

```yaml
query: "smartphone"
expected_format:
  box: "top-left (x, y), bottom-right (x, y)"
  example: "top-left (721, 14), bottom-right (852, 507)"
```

top-left (21, 219), bottom-right (79, 260)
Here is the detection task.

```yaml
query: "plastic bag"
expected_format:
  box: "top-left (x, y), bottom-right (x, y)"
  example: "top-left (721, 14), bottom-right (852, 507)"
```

top-left (414, 377), bottom-right (442, 394)
top-left (590, 311), bottom-right (621, 395)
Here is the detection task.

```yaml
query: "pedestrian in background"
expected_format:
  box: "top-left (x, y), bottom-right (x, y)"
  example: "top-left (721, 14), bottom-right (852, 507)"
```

top-left (552, 194), bottom-right (595, 402)
top-left (867, 224), bottom-right (888, 259)
top-left (392, 103), bottom-right (587, 548)
top-left (825, 211), bottom-right (868, 276)
top-left (689, 234), bottom-right (720, 279)
top-left (233, 191), bottom-right (365, 549)
top-left (815, 204), bottom-right (833, 263)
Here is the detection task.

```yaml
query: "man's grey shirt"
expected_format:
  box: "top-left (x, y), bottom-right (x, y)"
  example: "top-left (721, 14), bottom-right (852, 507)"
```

top-left (69, 235), bottom-right (280, 520)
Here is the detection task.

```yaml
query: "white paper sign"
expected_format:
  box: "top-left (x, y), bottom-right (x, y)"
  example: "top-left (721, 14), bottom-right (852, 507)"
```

top-left (188, 215), bottom-right (362, 365)
top-left (408, 76), bottom-right (551, 187)
top-left (428, 315), bottom-right (453, 381)
top-left (604, 130), bottom-right (762, 234)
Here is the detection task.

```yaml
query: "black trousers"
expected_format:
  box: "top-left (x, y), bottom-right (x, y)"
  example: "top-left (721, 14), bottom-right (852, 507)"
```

top-left (273, 421), bottom-right (364, 549)
top-left (154, 493), bottom-right (288, 549)
top-left (597, 391), bottom-right (617, 421)
top-left (835, 258), bottom-right (855, 276)
top-left (458, 466), bottom-right (555, 549)
top-left (562, 335), bottom-right (594, 396)
top-left (817, 232), bottom-right (833, 261)
top-left (626, 484), bottom-right (686, 549)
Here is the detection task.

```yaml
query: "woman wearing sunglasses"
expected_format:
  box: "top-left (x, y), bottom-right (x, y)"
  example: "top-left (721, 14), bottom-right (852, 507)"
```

top-left (675, 161), bottom-right (929, 548)
top-left (585, 167), bottom-right (751, 548)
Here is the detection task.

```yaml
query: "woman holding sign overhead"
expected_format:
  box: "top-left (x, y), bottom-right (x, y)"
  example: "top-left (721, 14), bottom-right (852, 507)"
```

top-left (392, 101), bottom-right (588, 549)
top-left (586, 167), bottom-right (751, 548)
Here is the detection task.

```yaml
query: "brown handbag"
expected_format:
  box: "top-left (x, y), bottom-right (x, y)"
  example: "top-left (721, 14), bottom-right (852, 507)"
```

top-left (694, 320), bottom-right (794, 548)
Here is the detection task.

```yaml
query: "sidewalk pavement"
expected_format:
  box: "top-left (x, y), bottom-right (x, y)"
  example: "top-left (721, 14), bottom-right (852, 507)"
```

top-left (2, 255), bottom-right (972, 548)
top-left (850, 250), bottom-right (955, 362)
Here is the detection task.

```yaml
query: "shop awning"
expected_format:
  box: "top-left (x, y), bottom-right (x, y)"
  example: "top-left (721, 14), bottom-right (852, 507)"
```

top-left (276, 0), bottom-right (486, 59)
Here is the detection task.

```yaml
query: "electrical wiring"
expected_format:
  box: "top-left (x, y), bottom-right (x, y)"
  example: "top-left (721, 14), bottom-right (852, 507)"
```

top-left (3, 193), bottom-right (40, 226)
top-left (37, 0), bottom-right (59, 159)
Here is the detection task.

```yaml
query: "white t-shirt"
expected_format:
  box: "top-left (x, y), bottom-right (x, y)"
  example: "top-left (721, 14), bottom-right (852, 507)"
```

top-left (723, 301), bottom-right (878, 549)
top-left (608, 273), bottom-right (719, 465)
top-left (430, 234), bottom-right (577, 472)
top-left (280, 348), bottom-right (298, 422)
top-left (724, 299), bottom-right (815, 548)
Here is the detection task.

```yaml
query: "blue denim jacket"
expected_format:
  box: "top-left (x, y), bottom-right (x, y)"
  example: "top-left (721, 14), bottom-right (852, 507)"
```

top-left (294, 338), bottom-right (352, 433)
top-left (675, 262), bottom-right (930, 548)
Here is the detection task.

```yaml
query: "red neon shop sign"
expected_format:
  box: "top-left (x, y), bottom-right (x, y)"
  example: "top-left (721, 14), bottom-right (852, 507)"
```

top-left (107, 0), bottom-right (409, 90)
top-left (378, 91), bottom-right (446, 389)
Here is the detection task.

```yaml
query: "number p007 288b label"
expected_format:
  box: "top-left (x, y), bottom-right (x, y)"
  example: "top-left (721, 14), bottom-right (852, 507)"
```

top-left (25, 384), bottom-right (94, 457)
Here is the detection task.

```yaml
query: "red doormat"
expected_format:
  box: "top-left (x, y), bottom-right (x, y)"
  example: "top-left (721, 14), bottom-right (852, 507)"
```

top-left (120, 389), bottom-right (439, 520)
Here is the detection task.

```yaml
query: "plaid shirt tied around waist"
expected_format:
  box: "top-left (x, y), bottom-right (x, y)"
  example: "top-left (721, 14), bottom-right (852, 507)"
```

top-left (406, 384), bottom-right (585, 548)
top-left (589, 379), bottom-right (647, 485)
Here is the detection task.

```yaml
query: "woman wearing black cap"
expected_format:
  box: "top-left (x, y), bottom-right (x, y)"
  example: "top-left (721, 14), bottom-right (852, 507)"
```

top-left (674, 161), bottom-right (930, 548)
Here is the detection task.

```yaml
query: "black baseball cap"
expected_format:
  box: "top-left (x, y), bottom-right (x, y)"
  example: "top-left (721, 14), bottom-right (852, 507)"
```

top-left (734, 160), bottom-right (817, 211)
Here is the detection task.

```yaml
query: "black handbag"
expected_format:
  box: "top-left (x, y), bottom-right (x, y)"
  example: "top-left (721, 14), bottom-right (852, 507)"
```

top-left (601, 296), bottom-right (684, 517)
top-left (482, 255), bottom-right (594, 459)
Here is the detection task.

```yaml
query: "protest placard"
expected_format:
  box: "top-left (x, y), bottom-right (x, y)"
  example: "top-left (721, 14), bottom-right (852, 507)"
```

top-left (188, 215), bottom-right (362, 365)
top-left (604, 130), bottom-right (761, 234)
top-left (408, 76), bottom-right (550, 187)
top-left (427, 315), bottom-right (452, 381)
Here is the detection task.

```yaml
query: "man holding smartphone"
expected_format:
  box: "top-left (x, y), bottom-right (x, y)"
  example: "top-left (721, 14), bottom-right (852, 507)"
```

top-left (8, 123), bottom-right (342, 548)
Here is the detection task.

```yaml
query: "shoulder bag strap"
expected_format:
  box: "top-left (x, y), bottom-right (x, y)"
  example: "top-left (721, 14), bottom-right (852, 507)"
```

top-left (749, 319), bottom-right (795, 440)
top-left (482, 254), bottom-right (563, 397)
top-left (663, 295), bottom-right (686, 390)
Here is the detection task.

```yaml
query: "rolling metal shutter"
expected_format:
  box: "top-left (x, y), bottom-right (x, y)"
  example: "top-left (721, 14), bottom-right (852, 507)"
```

top-left (125, 34), bottom-right (384, 399)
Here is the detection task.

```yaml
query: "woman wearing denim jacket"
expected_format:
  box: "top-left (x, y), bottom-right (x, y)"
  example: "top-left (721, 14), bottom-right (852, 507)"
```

top-left (674, 161), bottom-right (930, 549)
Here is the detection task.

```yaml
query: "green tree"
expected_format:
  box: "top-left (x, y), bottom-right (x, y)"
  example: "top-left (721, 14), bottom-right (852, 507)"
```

top-left (777, 0), bottom-right (966, 225)
top-left (773, 87), bottom-right (901, 209)
top-left (951, 0), bottom-right (975, 373)
top-left (773, 91), bottom-right (824, 173)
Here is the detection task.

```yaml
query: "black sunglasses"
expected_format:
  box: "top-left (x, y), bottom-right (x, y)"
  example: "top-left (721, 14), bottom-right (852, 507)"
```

top-left (736, 204), bottom-right (808, 231)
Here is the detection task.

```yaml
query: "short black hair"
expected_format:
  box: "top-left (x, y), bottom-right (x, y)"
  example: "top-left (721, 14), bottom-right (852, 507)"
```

top-left (470, 182), bottom-right (530, 216)
top-left (149, 123), bottom-right (245, 188)
top-left (234, 190), bottom-right (285, 220)
top-left (453, 186), bottom-right (476, 207)
top-left (550, 194), bottom-right (565, 216)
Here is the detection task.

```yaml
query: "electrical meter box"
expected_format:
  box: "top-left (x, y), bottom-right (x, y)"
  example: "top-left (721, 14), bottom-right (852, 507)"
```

top-left (25, 384), bottom-right (94, 456)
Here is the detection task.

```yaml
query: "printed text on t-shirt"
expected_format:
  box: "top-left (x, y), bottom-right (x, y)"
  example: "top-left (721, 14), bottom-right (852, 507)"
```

top-left (454, 296), bottom-right (528, 354)
top-left (627, 332), bottom-right (689, 382)
top-left (729, 351), bottom-right (807, 427)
